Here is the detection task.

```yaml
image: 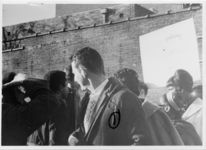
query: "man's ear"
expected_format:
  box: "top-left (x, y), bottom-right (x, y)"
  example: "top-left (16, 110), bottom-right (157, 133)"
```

top-left (79, 65), bottom-right (88, 78)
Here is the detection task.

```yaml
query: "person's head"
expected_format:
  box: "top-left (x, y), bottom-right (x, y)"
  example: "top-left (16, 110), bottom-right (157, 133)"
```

top-left (114, 68), bottom-right (140, 96)
top-left (159, 93), bottom-right (182, 120)
top-left (71, 47), bottom-right (105, 90)
top-left (166, 69), bottom-right (193, 110)
top-left (173, 69), bottom-right (193, 92)
top-left (191, 85), bottom-right (202, 99)
top-left (44, 70), bottom-right (67, 93)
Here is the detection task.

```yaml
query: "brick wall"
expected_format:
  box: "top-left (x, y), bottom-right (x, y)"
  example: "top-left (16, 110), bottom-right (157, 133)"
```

top-left (2, 9), bottom-right (202, 81)
top-left (3, 4), bottom-right (158, 46)
top-left (56, 4), bottom-right (116, 17)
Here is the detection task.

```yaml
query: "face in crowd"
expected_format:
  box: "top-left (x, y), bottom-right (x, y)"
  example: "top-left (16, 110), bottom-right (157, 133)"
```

top-left (71, 61), bottom-right (89, 91)
top-left (71, 47), bottom-right (105, 91)
top-left (159, 69), bottom-right (194, 118)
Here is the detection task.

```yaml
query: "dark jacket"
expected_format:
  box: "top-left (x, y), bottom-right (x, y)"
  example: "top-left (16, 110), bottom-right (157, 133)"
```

top-left (52, 88), bottom-right (76, 145)
top-left (72, 77), bottom-right (152, 145)
top-left (142, 101), bottom-right (184, 145)
top-left (173, 120), bottom-right (202, 145)
top-left (76, 91), bottom-right (90, 128)
top-left (2, 78), bottom-right (60, 145)
top-left (27, 87), bottom-right (76, 145)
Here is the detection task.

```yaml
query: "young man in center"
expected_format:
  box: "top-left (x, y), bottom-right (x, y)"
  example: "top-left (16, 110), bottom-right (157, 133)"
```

top-left (68, 47), bottom-right (151, 145)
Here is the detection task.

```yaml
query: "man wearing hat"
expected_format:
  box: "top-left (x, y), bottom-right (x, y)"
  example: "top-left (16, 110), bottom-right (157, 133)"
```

top-left (165, 69), bottom-right (202, 140)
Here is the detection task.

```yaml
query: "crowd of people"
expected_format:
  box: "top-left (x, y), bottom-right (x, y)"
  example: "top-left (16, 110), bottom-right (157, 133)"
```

top-left (2, 47), bottom-right (203, 145)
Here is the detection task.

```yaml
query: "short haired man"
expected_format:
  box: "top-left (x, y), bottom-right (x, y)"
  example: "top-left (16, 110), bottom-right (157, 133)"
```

top-left (69, 47), bottom-right (151, 145)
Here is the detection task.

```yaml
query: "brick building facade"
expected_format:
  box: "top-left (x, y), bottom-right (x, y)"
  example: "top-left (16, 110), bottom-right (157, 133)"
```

top-left (2, 4), bottom-right (202, 82)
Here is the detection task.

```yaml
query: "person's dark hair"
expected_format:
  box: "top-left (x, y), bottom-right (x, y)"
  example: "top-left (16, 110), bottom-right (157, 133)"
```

top-left (114, 68), bottom-right (140, 96)
top-left (44, 70), bottom-right (66, 92)
top-left (72, 47), bottom-right (105, 75)
top-left (173, 69), bottom-right (193, 92)
top-left (3, 72), bottom-right (16, 84)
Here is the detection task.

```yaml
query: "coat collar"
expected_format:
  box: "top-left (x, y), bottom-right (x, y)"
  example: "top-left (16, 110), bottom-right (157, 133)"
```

top-left (182, 98), bottom-right (202, 120)
top-left (90, 79), bottom-right (108, 96)
top-left (142, 101), bottom-right (159, 118)
top-left (87, 77), bottom-right (123, 124)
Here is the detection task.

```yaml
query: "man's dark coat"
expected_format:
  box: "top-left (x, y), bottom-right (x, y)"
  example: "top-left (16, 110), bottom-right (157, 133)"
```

top-left (73, 77), bottom-right (151, 145)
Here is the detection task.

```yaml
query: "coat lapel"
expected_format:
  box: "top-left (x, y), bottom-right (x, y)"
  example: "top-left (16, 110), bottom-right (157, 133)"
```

top-left (182, 98), bottom-right (202, 120)
top-left (84, 89), bottom-right (109, 144)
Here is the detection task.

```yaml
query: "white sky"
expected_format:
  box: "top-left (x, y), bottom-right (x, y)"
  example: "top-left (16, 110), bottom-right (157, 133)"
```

top-left (2, 1), bottom-right (203, 26)
top-left (3, 4), bottom-right (55, 26)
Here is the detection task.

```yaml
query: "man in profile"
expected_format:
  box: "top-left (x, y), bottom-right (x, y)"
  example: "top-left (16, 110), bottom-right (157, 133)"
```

top-left (172, 69), bottom-right (202, 140)
top-left (68, 47), bottom-right (151, 145)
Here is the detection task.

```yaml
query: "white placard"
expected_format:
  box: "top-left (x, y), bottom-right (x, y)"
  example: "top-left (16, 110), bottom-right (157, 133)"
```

top-left (140, 18), bottom-right (201, 87)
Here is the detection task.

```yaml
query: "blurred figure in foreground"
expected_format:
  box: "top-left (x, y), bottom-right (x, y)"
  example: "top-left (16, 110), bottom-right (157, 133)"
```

top-left (27, 70), bottom-right (75, 145)
top-left (2, 73), bottom-right (59, 145)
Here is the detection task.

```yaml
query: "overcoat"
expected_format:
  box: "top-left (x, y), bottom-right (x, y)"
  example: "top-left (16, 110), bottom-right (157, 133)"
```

top-left (142, 101), bottom-right (184, 145)
top-left (72, 77), bottom-right (152, 145)
top-left (173, 119), bottom-right (202, 145)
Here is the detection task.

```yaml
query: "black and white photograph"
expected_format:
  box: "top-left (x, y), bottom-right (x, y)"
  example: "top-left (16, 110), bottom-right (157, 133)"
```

top-left (1, 1), bottom-right (205, 148)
